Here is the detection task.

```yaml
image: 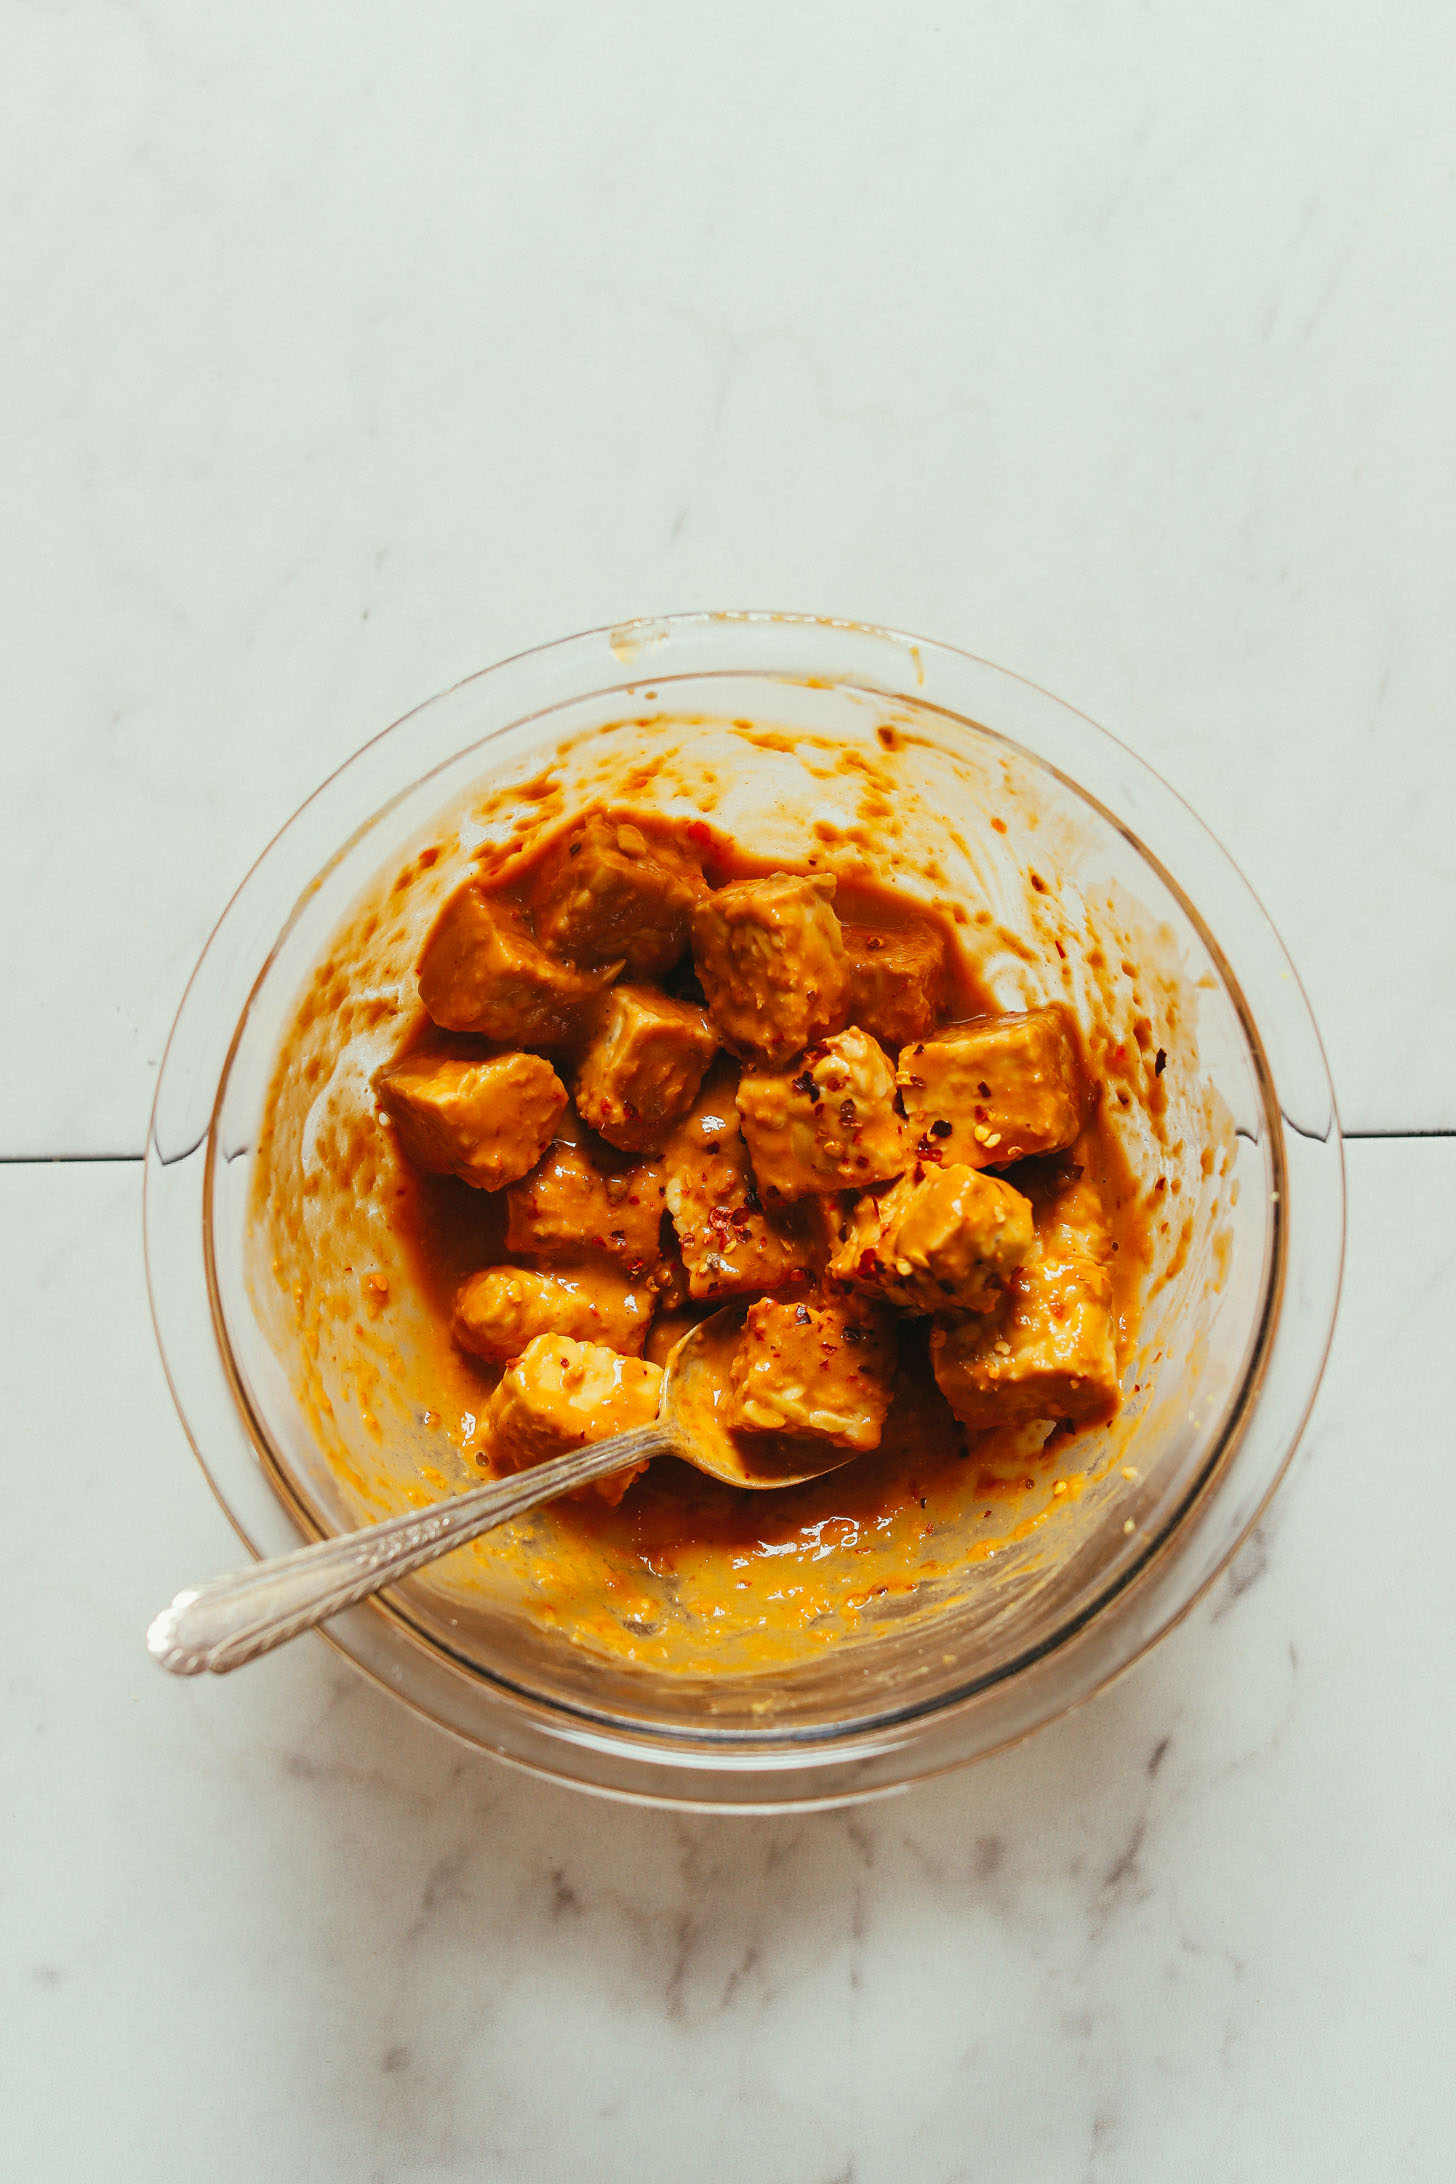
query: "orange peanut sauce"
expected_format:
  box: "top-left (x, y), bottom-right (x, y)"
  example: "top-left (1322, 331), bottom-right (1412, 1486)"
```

top-left (248, 712), bottom-right (1230, 1676)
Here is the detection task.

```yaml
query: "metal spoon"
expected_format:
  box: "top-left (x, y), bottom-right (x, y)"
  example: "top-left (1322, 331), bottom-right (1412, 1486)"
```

top-left (146, 1303), bottom-right (854, 1676)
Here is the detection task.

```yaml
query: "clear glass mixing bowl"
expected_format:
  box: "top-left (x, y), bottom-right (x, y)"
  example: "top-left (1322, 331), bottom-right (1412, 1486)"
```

top-left (145, 613), bottom-right (1343, 1809)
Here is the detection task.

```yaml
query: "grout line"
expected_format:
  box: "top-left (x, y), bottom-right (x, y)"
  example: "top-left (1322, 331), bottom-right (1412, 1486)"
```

top-left (1341, 1129), bottom-right (1456, 1141)
top-left (0, 1152), bottom-right (146, 1165)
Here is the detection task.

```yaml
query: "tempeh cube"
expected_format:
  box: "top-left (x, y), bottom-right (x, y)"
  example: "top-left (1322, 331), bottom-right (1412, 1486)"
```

top-left (728, 1294), bottom-right (896, 1453)
top-left (897, 1005), bottom-right (1084, 1168)
top-left (418, 882), bottom-right (610, 1045)
top-left (929, 1168), bottom-right (1119, 1430)
top-left (479, 1336), bottom-right (662, 1504)
top-left (735, 1027), bottom-right (908, 1200)
top-left (452, 1263), bottom-right (654, 1362)
top-left (660, 1062), bottom-right (815, 1300)
top-left (842, 920), bottom-right (949, 1048)
top-left (691, 872), bottom-right (852, 1064)
top-left (504, 1128), bottom-right (666, 1273)
top-left (531, 813), bottom-right (701, 976)
top-left (374, 1048), bottom-right (566, 1190)
top-left (573, 985), bottom-right (718, 1153)
top-left (831, 1163), bottom-right (1035, 1314)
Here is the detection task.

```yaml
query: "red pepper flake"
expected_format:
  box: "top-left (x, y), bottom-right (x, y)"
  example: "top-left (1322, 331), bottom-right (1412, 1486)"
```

top-left (1155, 1048), bottom-right (1167, 1076)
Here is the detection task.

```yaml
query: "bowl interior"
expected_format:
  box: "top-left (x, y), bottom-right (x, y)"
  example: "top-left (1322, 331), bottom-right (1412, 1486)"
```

top-left (206, 665), bottom-right (1280, 1747)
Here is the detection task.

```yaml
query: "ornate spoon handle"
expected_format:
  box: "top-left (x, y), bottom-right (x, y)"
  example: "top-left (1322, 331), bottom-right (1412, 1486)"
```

top-left (146, 1424), bottom-right (670, 1675)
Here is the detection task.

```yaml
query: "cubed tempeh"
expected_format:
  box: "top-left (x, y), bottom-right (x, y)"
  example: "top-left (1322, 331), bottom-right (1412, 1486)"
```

top-left (374, 1048), bottom-right (565, 1190)
top-left (831, 1163), bottom-right (1035, 1314)
top-left (842, 920), bottom-right (949, 1048)
top-left (691, 871), bottom-right (852, 1064)
top-left (478, 1336), bottom-right (662, 1504)
top-left (930, 1167), bottom-right (1119, 1430)
top-left (452, 1263), bottom-right (654, 1362)
top-left (532, 814), bottom-right (701, 976)
top-left (897, 1005), bottom-right (1084, 1169)
top-left (661, 1061), bottom-right (815, 1300)
top-left (735, 1027), bottom-right (908, 1200)
top-left (504, 1126), bottom-right (666, 1272)
top-left (418, 883), bottom-right (610, 1044)
top-left (573, 985), bottom-right (718, 1153)
top-left (728, 1294), bottom-right (896, 1453)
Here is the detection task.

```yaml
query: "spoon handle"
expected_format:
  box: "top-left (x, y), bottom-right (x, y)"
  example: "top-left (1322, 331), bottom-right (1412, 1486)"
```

top-left (146, 1423), bottom-right (671, 1676)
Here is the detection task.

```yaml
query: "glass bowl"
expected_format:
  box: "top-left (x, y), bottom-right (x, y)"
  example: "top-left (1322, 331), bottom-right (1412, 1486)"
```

top-left (145, 612), bottom-right (1343, 1809)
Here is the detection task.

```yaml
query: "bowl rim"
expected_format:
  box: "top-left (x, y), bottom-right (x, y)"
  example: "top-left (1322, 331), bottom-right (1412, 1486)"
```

top-left (146, 608), bottom-right (1345, 1808)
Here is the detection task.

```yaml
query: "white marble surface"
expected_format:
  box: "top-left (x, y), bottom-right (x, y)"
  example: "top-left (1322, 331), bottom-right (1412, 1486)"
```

top-left (5, 7), bottom-right (1456, 2179)
top-left (2, 2), bottom-right (1455, 1150)
top-left (3, 1144), bottom-right (1455, 2182)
